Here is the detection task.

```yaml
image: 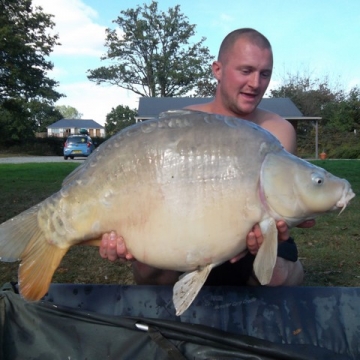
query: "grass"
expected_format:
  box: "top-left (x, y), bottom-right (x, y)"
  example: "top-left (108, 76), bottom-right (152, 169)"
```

top-left (0, 163), bottom-right (134, 288)
top-left (0, 160), bottom-right (359, 289)
top-left (293, 160), bottom-right (360, 287)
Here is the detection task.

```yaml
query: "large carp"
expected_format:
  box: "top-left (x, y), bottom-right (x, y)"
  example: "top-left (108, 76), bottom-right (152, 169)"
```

top-left (0, 110), bottom-right (355, 315)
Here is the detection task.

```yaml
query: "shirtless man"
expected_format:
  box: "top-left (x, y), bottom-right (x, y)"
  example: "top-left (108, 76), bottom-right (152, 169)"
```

top-left (99, 28), bottom-right (314, 287)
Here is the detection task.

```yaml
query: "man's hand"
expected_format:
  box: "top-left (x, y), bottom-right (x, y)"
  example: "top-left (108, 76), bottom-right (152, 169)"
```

top-left (229, 219), bottom-right (315, 264)
top-left (99, 231), bottom-right (134, 262)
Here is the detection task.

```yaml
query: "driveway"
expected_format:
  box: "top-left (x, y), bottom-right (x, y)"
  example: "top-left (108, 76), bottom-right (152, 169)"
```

top-left (0, 156), bottom-right (85, 164)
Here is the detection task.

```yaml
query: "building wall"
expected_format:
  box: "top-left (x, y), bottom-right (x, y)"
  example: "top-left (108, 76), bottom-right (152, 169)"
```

top-left (48, 128), bottom-right (105, 138)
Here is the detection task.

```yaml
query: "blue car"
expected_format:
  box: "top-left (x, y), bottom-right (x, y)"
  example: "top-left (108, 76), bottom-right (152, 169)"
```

top-left (63, 135), bottom-right (95, 160)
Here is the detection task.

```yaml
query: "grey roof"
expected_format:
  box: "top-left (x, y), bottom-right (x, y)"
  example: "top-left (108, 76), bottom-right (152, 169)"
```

top-left (258, 98), bottom-right (303, 117)
top-left (136, 97), bottom-right (304, 119)
top-left (47, 119), bottom-right (104, 129)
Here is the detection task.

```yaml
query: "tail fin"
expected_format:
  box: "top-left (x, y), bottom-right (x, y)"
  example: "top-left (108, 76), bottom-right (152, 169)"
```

top-left (0, 206), bottom-right (41, 262)
top-left (0, 205), bottom-right (69, 301)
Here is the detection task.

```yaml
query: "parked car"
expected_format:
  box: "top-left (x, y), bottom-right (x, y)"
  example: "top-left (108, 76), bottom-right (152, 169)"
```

top-left (63, 135), bottom-right (95, 160)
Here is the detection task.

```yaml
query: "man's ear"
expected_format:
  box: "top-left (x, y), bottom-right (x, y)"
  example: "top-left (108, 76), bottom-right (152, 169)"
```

top-left (212, 61), bottom-right (222, 81)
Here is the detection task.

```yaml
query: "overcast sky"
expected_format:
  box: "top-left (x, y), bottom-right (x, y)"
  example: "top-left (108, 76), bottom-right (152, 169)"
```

top-left (32, 0), bottom-right (360, 125)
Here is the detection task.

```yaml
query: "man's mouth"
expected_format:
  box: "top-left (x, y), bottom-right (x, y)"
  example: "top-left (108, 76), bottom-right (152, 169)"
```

top-left (241, 92), bottom-right (258, 100)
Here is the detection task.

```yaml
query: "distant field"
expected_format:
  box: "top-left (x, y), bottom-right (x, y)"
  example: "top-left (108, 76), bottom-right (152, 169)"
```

top-left (0, 160), bottom-right (359, 289)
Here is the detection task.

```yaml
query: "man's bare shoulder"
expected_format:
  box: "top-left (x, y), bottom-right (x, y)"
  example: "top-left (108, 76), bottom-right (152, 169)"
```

top-left (254, 108), bottom-right (286, 124)
top-left (254, 109), bottom-right (293, 131)
top-left (254, 109), bottom-right (296, 153)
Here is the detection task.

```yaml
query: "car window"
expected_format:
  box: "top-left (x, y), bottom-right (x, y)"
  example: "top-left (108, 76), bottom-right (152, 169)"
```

top-left (67, 136), bottom-right (89, 144)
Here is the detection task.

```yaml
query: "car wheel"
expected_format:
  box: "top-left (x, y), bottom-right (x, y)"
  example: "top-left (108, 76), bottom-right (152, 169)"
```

top-left (70, 156), bottom-right (74, 159)
top-left (64, 156), bottom-right (68, 160)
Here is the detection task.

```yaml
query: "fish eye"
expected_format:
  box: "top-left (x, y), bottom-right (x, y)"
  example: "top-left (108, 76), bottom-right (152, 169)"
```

top-left (311, 173), bottom-right (324, 186)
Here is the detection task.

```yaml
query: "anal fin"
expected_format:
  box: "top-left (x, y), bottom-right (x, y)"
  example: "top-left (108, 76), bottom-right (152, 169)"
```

top-left (172, 264), bottom-right (213, 316)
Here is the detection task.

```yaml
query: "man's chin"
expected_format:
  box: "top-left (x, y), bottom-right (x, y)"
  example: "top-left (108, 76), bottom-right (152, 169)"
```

top-left (233, 103), bottom-right (257, 117)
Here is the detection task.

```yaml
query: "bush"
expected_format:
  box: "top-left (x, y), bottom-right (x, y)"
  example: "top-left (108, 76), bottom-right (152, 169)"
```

top-left (0, 137), bottom-right (64, 156)
top-left (0, 136), bottom-right (109, 156)
top-left (91, 136), bottom-right (107, 148)
top-left (329, 143), bottom-right (360, 159)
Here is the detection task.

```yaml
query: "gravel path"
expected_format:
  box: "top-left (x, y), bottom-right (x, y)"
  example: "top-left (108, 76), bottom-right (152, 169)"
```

top-left (0, 156), bottom-right (85, 164)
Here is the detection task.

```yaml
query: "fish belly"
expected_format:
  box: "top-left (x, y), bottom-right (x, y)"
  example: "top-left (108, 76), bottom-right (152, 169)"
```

top-left (106, 181), bottom-right (262, 271)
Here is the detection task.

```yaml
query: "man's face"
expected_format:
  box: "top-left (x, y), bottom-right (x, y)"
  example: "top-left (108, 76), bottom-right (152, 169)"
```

top-left (213, 38), bottom-right (273, 117)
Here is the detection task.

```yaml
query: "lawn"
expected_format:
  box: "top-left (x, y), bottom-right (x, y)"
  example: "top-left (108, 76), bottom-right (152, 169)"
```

top-left (293, 160), bottom-right (360, 286)
top-left (0, 160), bottom-right (359, 288)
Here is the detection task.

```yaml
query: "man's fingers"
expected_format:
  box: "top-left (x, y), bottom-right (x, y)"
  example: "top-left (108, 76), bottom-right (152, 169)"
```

top-left (247, 229), bottom-right (261, 255)
top-left (252, 224), bottom-right (263, 240)
top-left (106, 231), bottom-right (120, 261)
top-left (276, 220), bottom-right (290, 241)
top-left (99, 231), bottom-right (130, 262)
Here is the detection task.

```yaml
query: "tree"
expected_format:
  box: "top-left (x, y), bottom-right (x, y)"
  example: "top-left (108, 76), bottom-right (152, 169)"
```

top-left (87, 1), bottom-right (215, 98)
top-left (30, 101), bottom-right (63, 132)
top-left (55, 105), bottom-right (83, 119)
top-left (323, 86), bottom-right (360, 133)
top-left (270, 71), bottom-right (343, 117)
top-left (193, 73), bottom-right (217, 97)
top-left (270, 71), bottom-right (360, 158)
top-left (0, 99), bottom-right (34, 144)
top-left (0, 0), bottom-right (63, 142)
top-left (269, 71), bottom-right (344, 139)
top-left (105, 105), bottom-right (137, 136)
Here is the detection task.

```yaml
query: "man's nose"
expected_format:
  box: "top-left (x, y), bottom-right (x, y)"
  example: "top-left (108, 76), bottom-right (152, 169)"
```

top-left (248, 73), bottom-right (260, 88)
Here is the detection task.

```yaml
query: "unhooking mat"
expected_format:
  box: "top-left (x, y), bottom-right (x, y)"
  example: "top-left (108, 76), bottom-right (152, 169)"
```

top-left (1, 282), bottom-right (359, 359)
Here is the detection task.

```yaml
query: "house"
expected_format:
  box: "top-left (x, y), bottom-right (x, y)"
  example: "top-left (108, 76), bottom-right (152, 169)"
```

top-left (47, 119), bottom-right (105, 138)
top-left (136, 97), bottom-right (322, 157)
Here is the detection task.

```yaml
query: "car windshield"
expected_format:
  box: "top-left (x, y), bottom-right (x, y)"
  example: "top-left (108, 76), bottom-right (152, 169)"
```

top-left (67, 136), bottom-right (89, 144)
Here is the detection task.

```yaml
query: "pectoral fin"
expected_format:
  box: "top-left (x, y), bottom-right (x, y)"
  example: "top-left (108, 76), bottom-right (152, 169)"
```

top-left (253, 218), bottom-right (278, 285)
top-left (173, 264), bottom-right (213, 316)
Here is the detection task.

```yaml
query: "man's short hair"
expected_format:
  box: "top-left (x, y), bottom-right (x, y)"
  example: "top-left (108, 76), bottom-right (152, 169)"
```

top-left (218, 28), bottom-right (272, 61)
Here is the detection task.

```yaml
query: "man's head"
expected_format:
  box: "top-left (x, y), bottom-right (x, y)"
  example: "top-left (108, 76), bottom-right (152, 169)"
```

top-left (213, 28), bottom-right (273, 118)
top-left (217, 28), bottom-right (272, 62)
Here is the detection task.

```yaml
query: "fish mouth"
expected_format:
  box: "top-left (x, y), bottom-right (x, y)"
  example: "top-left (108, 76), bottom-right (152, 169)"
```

top-left (336, 186), bottom-right (355, 215)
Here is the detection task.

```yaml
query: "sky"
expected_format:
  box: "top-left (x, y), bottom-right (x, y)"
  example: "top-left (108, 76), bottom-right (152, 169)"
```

top-left (32, 0), bottom-right (360, 125)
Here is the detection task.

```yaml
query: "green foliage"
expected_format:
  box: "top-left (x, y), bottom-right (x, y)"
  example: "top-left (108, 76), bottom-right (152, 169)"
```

top-left (323, 87), bottom-right (360, 132)
top-left (270, 71), bottom-right (360, 158)
top-left (328, 141), bottom-right (360, 159)
top-left (105, 105), bottom-right (137, 136)
top-left (0, 99), bottom-right (36, 144)
top-left (0, 0), bottom-right (62, 103)
top-left (193, 77), bottom-right (217, 97)
top-left (87, 0), bottom-right (215, 97)
top-left (29, 100), bottom-right (63, 132)
top-left (270, 72), bottom-right (341, 117)
top-left (55, 105), bottom-right (83, 119)
top-left (0, 0), bottom-right (63, 142)
top-left (0, 136), bottom-right (64, 155)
